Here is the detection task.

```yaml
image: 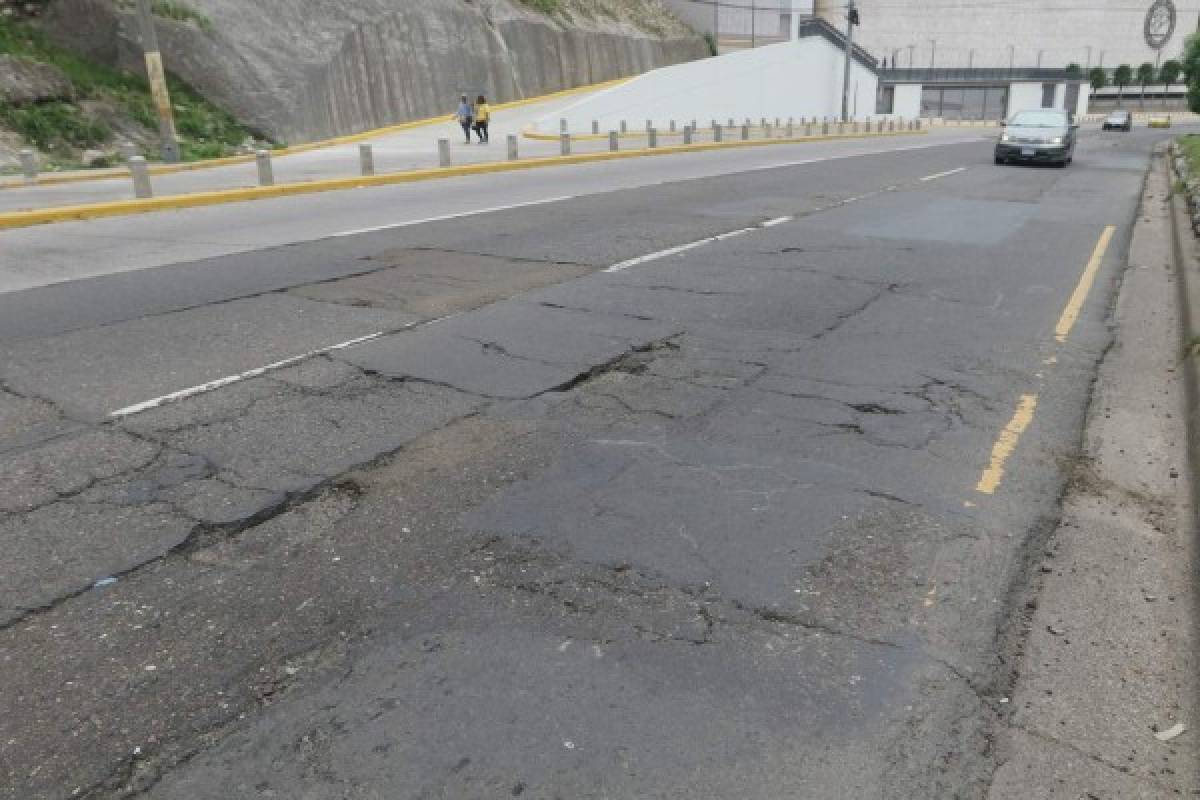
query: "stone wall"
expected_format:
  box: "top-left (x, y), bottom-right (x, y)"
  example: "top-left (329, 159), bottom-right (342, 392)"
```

top-left (41, 0), bottom-right (707, 143)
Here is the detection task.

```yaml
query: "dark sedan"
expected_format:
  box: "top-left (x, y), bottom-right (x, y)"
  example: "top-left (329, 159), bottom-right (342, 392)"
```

top-left (994, 110), bottom-right (1078, 166)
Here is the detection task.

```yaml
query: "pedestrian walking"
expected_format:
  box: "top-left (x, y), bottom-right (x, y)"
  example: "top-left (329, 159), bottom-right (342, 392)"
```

top-left (473, 95), bottom-right (491, 144)
top-left (456, 94), bottom-right (474, 144)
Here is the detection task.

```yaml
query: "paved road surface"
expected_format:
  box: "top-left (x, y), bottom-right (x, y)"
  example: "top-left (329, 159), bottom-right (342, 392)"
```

top-left (0, 126), bottom-right (1185, 798)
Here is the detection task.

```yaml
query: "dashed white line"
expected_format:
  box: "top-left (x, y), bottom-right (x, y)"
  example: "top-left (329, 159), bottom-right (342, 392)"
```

top-left (604, 216), bottom-right (791, 273)
top-left (761, 216), bottom-right (792, 227)
top-left (919, 166), bottom-right (966, 182)
top-left (108, 331), bottom-right (390, 418)
top-left (329, 195), bottom-right (576, 238)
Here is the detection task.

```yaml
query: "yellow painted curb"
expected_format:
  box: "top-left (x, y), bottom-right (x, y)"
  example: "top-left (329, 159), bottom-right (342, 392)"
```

top-left (0, 77), bottom-right (632, 190)
top-left (0, 129), bottom-right (926, 231)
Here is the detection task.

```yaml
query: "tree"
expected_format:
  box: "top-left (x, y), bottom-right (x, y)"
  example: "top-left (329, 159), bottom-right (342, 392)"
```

top-left (1065, 62), bottom-right (1083, 80)
top-left (1161, 59), bottom-right (1182, 91)
top-left (1136, 62), bottom-right (1156, 107)
top-left (1089, 67), bottom-right (1108, 91)
top-left (1113, 64), bottom-right (1133, 103)
top-left (1184, 34), bottom-right (1200, 111)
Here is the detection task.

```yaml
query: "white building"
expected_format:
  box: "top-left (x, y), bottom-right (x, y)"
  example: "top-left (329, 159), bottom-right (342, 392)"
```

top-left (814, 0), bottom-right (1196, 71)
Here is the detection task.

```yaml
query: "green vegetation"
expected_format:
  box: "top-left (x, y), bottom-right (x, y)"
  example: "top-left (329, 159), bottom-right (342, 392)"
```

top-left (1089, 67), bottom-right (1108, 91)
top-left (1113, 64), bottom-right (1133, 97)
top-left (0, 16), bottom-right (259, 164)
top-left (114, 0), bottom-right (214, 33)
top-left (1064, 62), bottom-right (1083, 80)
top-left (703, 32), bottom-right (717, 56)
top-left (1183, 34), bottom-right (1200, 112)
top-left (1177, 134), bottom-right (1200, 175)
top-left (1161, 59), bottom-right (1182, 92)
top-left (517, 0), bottom-right (562, 12)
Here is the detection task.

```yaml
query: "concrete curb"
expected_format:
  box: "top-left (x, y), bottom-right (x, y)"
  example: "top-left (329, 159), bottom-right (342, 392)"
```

top-left (1167, 142), bottom-right (1200, 518)
top-left (0, 78), bottom-right (632, 191)
top-left (0, 128), bottom-right (927, 231)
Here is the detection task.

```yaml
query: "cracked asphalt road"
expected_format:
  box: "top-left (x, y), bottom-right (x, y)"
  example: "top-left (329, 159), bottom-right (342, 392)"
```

top-left (0, 126), bottom-right (1183, 798)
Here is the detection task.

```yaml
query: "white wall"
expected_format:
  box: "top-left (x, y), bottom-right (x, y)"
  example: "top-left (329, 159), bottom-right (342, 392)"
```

top-left (891, 84), bottom-right (922, 118)
top-left (533, 39), bottom-right (879, 133)
top-left (1007, 82), bottom-right (1048, 117)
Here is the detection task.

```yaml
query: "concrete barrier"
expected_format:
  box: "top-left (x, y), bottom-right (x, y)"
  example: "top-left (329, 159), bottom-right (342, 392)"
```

top-left (507, 134), bottom-right (519, 160)
top-left (19, 149), bottom-right (37, 186)
top-left (255, 150), bottom-right (275, 186)
top-left (128, 156), bottom-right (152, 198)
top-left (358, 144), bottom-right (374, 176)
top-left (438, 139), bottom-right (451, 167)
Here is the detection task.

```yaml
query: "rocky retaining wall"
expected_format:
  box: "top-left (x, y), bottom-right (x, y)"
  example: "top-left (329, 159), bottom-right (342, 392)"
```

top-left (42, 0), bottom-right (707, 143)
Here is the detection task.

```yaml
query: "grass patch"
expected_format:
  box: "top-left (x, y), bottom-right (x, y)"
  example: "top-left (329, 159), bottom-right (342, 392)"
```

top-left (0, 16), bottom-right (260, 162)
top-left (0, 101), bottom-right (110, 150)
top-left (518, 0), bottom-right (562, 13)
top-left (1179, 135), bottom-right (1200, 176)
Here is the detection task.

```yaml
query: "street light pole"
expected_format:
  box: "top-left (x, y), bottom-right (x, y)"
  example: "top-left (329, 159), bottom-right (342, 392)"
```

top-left (929, 39), bottom-right (937, 70)
top-left (1085, 45), bottom-right (1092, 70)
top-left (968, 48), bottom-right (974, 69)
top-left (1008, 44), bottom-right (1015, 74)
top-left (135, 0), bottom-right (180, 163)
top-left (841, 0), bottom-right (858, 122)
top-left (907, 43), bottom-right (915, 68)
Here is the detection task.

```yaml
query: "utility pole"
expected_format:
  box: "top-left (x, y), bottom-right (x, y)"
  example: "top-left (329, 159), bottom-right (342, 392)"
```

top-left (929, 39), bottom-right (937, 70)
top-left (1008, 44), bottom-right (1015, 74)
top-left (907, 43), bottom-right (915, 68)
top-left (968, 48), bottom-right (975, 69)
top-left (1036, 49), bottom-right (1043, 68)
top-left (1085, 45), bottom-right (1092, 69)
top-left (841, 0), bottom-right (859, 121)
top-left (135, 0), bottom-right (180, 163)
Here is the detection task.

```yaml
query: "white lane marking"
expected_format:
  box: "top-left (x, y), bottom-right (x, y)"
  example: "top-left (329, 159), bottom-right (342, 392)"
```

top-left (919, 166), bottom-right (966, 182)
top-left (604, 216), bottom-right (791, 273)
top-left (110, 331), bottom-right (388, 418)
top-left (329, 195), bottom-right (576, 238)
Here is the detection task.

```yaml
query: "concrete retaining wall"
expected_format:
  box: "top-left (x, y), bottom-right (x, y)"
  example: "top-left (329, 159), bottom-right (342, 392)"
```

top-left (534, 38), bottom-right (879, 133)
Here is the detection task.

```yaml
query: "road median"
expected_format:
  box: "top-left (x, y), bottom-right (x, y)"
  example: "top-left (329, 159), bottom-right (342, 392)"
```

top-left (0, 128), bottom-right (926, 231)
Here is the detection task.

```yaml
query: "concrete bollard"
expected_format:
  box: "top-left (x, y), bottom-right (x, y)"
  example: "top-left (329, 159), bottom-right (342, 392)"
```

top-left (18, 149), bottom-right (37, 185)
top-left (821, 121), bottom-right (829, 135)
top-left (740, 123), bottom-right (749, 141)
top-left (118, 141), bottom-right (137, 161)
top-left (620, 120), bottom-right (628, 133)
top-left (608, 131), bottom-right (619, 151)
top-left (592, 120), bottom-right (599, 135)
top-left (837, 121), bottom-right (845, 135)
top-left (560, 118), bottom-right (568, 133)
top-left (670, 120), bottom-right (676, 132)
top-left (764, 122), bottom-right (772, 139)
top-left (683, 125), bottom-right (693, 145)
top-left (647, 128), bottom-right (657, 148)
top-left (646, 119), bottom-right (653, 132)
top-left (560, 133), bottom-right (571, 156)
top-left (128, 156), bottom-right (152, 198)
top-left (438, 138), bottom-right (451, 167)
top-left (713, 123), bottom-right (723, 142)
top-left (255, 149), bottom-right (274, 186)
top-left (507, 134), bottom-right (519, 160)
top-left (359, 143), bottom-right (375, 176)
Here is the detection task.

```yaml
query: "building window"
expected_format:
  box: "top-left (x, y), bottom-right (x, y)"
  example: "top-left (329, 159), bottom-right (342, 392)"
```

top-left (921, 87), bottom-right (942, 117)
top-left (918, 86), bottom-right (1009, 119)
top-left (1041, 83), bottom-right (1056, 108)
top-left (876, 86), bottom-right (895, 114)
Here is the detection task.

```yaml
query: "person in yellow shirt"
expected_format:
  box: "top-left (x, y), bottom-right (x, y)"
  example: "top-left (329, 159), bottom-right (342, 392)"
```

top-left (473, 95), bottom-right (491, 144)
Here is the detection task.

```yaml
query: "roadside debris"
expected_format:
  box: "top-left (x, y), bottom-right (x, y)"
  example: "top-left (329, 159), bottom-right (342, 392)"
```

top-left (1154, 723), bottom-right (1186, 742)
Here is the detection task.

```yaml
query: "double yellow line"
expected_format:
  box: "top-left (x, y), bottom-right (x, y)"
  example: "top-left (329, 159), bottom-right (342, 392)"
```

top-left (974, 225), bottom-right (1116, 495)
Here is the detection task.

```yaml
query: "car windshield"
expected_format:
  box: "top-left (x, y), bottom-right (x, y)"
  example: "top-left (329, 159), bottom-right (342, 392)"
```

top-left (1107, 113), bottom-right (1127, 119)
top-left (1009, 111), bottom-right (1067, 128)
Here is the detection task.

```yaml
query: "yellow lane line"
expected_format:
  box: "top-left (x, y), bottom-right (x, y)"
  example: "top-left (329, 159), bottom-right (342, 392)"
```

top-left (975, 394), bottom-right (1039, 495)
top-left (1054, 225), bottom-right (1116, 343)
top-left (973, 224), bottom-right (1116, 496)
